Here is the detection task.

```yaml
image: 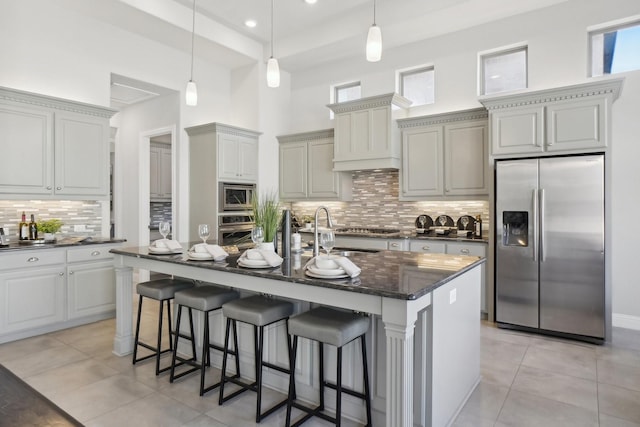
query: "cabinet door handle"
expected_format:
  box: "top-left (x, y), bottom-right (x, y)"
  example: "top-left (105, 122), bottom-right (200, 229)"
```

top-left (91, 251), bottom-right (101, 256)
top-left (460, 248), bottom-right (470, 255)
top-left (46, 186), bottom-right (52, 190)
top-left (69, 271), bottom-right (74, 275)
top-left (27, 256), bottom-right (39, 263)
top-left (56, 186), bottom-right (62, 190)
top-left (59, 272), bottom-right (64, 276)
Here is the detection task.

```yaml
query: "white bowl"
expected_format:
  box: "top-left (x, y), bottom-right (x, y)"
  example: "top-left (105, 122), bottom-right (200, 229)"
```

top-left (315, 255), bottom-right (338, 269)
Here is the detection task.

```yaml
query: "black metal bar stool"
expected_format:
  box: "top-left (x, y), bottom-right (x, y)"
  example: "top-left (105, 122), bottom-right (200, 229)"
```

top-left (218, 294), bottom-right (295, 423)
top-left (132, 278), bottom-right (195, 375)
top-left (169, 285), bottom-right (240, 396)
top-left (285, 306), bottom-right (372, 427)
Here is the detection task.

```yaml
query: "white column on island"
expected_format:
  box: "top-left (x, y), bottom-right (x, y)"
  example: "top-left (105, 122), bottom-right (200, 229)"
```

top-left (382, 296), bottom-right (427, 427)
top-left (113, 255), bottom-right (134, 356)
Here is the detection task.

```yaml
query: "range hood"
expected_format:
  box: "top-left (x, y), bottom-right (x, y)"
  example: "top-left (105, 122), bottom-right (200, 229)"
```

top-left (327, 93), bottom-right (411, 171)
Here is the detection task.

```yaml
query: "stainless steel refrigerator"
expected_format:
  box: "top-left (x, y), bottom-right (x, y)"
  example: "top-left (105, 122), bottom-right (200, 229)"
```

top-left (495, 154), bottom-right (605, 342)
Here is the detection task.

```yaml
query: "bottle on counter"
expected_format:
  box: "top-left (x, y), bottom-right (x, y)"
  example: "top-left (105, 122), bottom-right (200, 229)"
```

top-left (474, 215), bottom-right (482, 239)
top-left (19, 211), bottom-right (29, 240)
top-left (28, 214), bottom-right (38, 240)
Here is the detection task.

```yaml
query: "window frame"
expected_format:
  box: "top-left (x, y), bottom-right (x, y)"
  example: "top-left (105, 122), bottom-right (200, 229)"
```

top-left (329, 81), bottom-right (361, 119)
top-left (397, 65), bottom-right (435, 107)
top-left (588, 16), bottom-right (640, 77)
top-left (479, 44), bottom-right (528, 96)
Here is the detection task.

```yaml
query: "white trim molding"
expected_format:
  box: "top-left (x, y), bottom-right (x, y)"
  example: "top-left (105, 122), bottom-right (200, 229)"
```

top-left (613, 313), bottom-right (640, 331)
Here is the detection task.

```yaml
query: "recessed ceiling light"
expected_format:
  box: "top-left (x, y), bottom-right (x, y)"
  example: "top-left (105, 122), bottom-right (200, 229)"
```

top-left (304, 0), bottom-right (317, 4)
top-left (245, 19), bottom-right (257, 28)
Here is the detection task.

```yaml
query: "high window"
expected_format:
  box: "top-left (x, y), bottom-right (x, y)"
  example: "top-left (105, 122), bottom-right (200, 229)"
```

top-left (330, 81), bottom-right (361, 118)
top-left (480, 46), bottom-right (527, 95)
top-left (398, 66), bottom-right (435, 106)
top-left (334, 81), bottom-right (361, 103)
top-left (590, 20), bottom-right (640, 76)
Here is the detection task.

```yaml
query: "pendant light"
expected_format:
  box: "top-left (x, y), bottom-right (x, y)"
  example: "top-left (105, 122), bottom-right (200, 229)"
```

top-left (267, 0), bottom-right (280, 87)
top-left (366, 0), bottom-right (382, 62)
top-left (185, 0), bottom-right (198, 105)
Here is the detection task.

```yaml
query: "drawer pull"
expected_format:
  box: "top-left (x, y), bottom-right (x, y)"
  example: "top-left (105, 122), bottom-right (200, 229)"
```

top-left (59, 272), bottom-right (64, 276)
top-left (91, 251), bottom-right (101, 256)
top-left (422, 246), bottom-right (430, 251)
top-left (27, 257), bottom-right (39, 263)
top-left (69, 271), bottom-right (74, 275)
top-left (460, 249), bottom-right (470, 255)
top-left (390, 243), bottom-right (399, 248)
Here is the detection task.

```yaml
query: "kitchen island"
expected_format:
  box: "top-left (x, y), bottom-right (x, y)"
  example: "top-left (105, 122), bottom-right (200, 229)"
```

top-left (111, 246), bottom-right (484, 427)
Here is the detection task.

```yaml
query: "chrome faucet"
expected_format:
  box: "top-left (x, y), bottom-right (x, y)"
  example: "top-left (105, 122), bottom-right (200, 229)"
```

top-left (313, 206), bottom-right (334, 257)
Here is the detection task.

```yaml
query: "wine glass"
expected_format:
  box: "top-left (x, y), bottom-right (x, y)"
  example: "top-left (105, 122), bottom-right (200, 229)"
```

top-left (198, 224), bottom-right (210, 245)
top-left (159, 221), bottom-right (171, 240)
top-left (460, 216), bottom-right (469, 230)
top-left (251, 226), bottom-right (264, 246)
top-left (319, 230), bottom-right (335, 257)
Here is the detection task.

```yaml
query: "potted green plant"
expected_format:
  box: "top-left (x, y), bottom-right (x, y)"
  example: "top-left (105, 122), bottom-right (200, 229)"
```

top-left (301, 215), bottom-right (314, 230)
top-left (251, 191), bottom-right (281, 250)
top-left (39, 219), bottom-right (63, 242)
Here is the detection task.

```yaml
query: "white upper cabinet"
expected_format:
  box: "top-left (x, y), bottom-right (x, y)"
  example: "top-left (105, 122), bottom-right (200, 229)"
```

top-left (480, 79), bottom-right (623, 157)
top-left (398, 108), bottom-right (489, 200)
top-left (150, 143), bottom-right (172, 201)
top-left (327, 93), bottom-right (411, 171)
top-left (278, 129), bottom-right (352, 201)
top-left (0, 86), bottom-right (115, 199)
top-left (218, 131), bottom-right (259, 183)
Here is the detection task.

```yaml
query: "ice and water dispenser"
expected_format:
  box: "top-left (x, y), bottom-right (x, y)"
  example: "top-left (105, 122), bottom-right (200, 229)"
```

top-left (502, 211), bottom-right (528, 247)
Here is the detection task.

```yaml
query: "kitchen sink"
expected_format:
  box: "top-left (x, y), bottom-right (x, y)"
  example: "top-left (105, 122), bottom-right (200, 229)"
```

top-left (333, 247), bottom-right (380, 257)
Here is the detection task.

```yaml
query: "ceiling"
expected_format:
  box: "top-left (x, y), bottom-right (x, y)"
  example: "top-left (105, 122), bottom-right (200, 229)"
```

top-left (90, 0), bottom-right (570, 107)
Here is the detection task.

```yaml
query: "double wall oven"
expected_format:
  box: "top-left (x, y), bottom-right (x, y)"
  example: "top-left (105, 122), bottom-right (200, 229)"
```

top-left (217, 182), bottom-right (256, 248)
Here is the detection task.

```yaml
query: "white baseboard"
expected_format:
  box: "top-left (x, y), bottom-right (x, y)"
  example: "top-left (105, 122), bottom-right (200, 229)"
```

top-left (612, 313), bottom-right (640, 331)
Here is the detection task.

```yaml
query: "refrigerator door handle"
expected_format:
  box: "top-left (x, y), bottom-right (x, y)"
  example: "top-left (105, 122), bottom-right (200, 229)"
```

top-left (532, 189), bottom-right (538, 262)
top-left (540, 188), bottom-right (546, 262)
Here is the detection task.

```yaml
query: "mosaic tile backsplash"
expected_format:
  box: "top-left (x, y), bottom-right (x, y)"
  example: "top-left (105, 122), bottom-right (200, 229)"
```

top-left (0, 200), bottom-right (103, 239)
top-left (290, 169), bottom-right (490, 233)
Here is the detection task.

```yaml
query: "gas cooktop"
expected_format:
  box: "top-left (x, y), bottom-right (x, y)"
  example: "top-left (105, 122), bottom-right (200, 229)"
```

top-left (334, 227), bottom-right (401, 235)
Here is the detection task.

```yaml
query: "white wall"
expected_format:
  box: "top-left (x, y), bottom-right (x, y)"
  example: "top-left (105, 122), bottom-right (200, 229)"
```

top-left (287, 0), bottom-right (640, 325)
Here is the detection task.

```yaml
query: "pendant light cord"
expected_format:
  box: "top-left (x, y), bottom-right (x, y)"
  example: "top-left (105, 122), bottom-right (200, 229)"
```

top-left (190, 0), bottom-right (196, 80)
top-left (373, 0), bottom-right (376, 25)
top-left (270, 0), bottom-right (274, 58)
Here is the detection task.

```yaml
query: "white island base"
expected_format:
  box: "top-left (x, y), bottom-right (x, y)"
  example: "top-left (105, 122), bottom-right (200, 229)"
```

top-left (112, 249), bottom-right (481, 427)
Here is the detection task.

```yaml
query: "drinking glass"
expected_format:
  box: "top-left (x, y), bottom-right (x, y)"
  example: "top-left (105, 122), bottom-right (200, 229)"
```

top-left (198, 224), bottom-right (210, 244)
top-left (320, 230), bottom-right (335, 257)
top-left (159, 221), bottom-right (171, 240)
top-left (460, 216), bottom-right (469, 230)
top-left (251, 226), bottom-right (264, 246)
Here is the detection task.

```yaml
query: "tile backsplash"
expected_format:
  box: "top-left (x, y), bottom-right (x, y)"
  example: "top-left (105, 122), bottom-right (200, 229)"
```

top-left (290, 169), bottom-right (490, 233)
top-left (0, 200), bottom-right (103, 239)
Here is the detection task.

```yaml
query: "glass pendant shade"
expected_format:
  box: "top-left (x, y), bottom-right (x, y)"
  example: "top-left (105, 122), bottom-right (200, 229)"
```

top-left (267, 57), bottom-right (280, 88)
top-left (366, 24), bottom-right (382, 62)
top-left (185, 80), bottom-right (198, 106)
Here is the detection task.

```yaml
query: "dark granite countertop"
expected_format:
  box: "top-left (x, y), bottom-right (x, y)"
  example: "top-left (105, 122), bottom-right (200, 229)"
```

top-left (298, 229), bottom-right (489, 244)
top-left (110, 245), bottom-right (485, 301)
top-left (0, 238), bottom-right (126, 252)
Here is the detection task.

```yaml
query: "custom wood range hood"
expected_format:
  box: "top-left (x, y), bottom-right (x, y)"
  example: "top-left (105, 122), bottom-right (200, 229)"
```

top-left (327, 92), bottom-right (411, 171)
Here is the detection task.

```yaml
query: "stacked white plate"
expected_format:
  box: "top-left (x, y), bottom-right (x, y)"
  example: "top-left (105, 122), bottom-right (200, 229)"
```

top-left (148, 246), bottom-right (181, 255)
top-left (237, 258), bottom-right (272, 268)
top-left (305, 265), bottom-right (348, 279)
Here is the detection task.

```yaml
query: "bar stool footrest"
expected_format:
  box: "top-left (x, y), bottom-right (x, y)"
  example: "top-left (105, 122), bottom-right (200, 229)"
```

top-left (289, 401), bottom-right (337, 427)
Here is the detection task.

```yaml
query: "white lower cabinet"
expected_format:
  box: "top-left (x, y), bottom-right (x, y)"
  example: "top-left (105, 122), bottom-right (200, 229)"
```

top-left (0, 243), bottom-right (119, 343)
top-left (335, 235), bottom-right (407, 251)
top-left (0, 265), bottom-right (65, 334)
top-left (410, 239), bottom-right (487, 314)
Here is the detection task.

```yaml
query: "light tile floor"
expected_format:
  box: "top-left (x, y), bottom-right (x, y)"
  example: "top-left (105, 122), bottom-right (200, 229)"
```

top-left (1, 301), bottom-right (639, 426)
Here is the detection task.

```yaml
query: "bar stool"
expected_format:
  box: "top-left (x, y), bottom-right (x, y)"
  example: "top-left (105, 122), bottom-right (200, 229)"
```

top-left (169, 285), bottom-right (240, 396)
top-left (285, 306), bottom-right (372, 427)
top-left (218, 294), bottom-right (295, 423)
top-left (133, 278), bottom-right (195, 375)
